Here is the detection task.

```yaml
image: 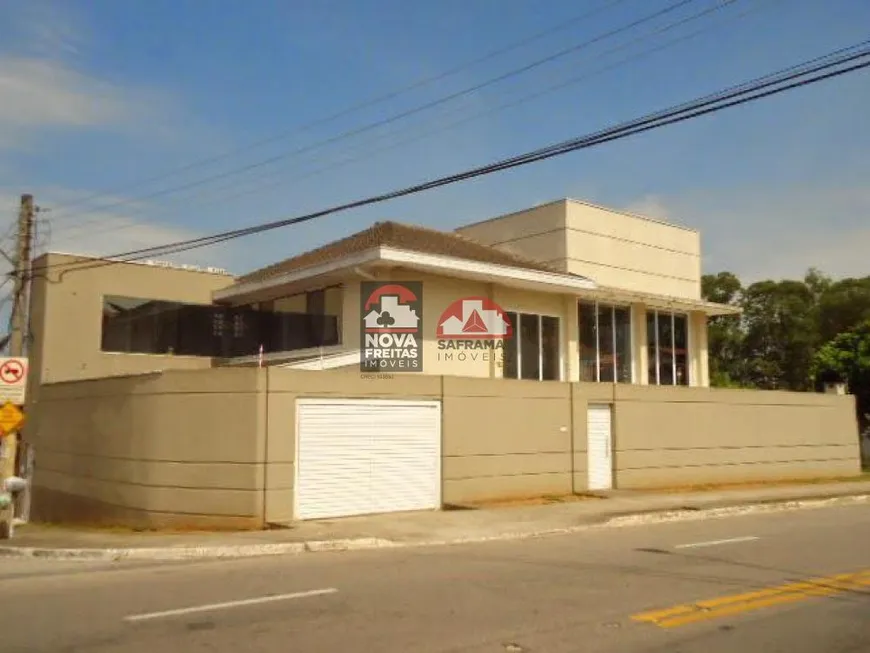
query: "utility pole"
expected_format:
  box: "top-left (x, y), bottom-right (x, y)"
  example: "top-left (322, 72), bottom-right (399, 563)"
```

top-left (0, 194), bottom-right (35, 539)
top-left (9, 193), bottom-right (34, 357)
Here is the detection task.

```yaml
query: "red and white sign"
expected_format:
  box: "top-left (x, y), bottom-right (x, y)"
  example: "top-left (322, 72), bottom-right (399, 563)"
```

top-left (436, 297), bottom-right (512, 339)
top-left (0, 358), bottom-right (28, 405)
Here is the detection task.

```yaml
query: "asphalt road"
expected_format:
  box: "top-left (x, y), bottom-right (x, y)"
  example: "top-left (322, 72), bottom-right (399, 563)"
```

top-left (1, 503), bottom-right (868, 653)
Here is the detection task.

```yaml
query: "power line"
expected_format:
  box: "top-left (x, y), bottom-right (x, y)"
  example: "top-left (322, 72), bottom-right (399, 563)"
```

top-left (34, 41), bottom-right (870, 281)
top-left (50, 0), bottom-right (750, 242)
top-left (38, 49), bottom-right (870, 278)
top-left (44, 0), bottom-right (631, 218)
top-left (45, 0), bottom-right (700, 225)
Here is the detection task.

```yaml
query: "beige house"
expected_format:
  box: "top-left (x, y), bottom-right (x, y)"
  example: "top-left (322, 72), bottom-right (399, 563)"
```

top-left (21, 198), bottom-right (860, 530)
top-left (29, 198), bottom-right (737, 390)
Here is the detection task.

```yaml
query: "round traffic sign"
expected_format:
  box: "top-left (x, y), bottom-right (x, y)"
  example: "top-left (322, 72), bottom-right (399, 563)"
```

top-left (0, 360), bottom-right (24, 384)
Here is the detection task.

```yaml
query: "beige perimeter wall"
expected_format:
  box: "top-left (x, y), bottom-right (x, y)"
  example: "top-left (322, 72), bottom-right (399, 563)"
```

top-left (28, 369), bottom-right (861, 529)
top-left (28, 368), bottom-right (267, 530)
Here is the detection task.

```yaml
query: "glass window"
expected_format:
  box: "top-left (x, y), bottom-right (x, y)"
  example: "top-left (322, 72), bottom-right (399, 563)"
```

top-left (646, 310), bottom-right (690, 386)
top-left (101, 296), bottom-right (221, 357)
top-left (306, 290), bottom-right (325, 315)
top-left (658, 313), bottom-right (674, 385)
top-left (578, 302), bottom-right (597, 382)
top-left (212, 313), bottom-right (225, 337)
top-left (614, 306), bottom-right (632, 383)
top-left (597, 304), bottom-right (615, 383)
top-left (647, 311), bottom-right (658, 384)
top-left (519, 314), bottom-right (541, 381)
top-left (101, 295), bottom-right (340, 358)
top-left (541, 316), bottom-right (560, 381)
top-left (674, 314), bottom-right (689, 386)
top-left (503, 312), bottom-right (518, 379)
top-left (580, 301), bottom-right (633, 384)
top-left (233, 313), bottom-right (245, 338)
top-left (502, 311), bottom-right (559, 381)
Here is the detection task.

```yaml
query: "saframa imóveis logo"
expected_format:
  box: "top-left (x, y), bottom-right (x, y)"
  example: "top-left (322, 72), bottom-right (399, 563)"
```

top-left (436, 296), bottom-right (512, 365)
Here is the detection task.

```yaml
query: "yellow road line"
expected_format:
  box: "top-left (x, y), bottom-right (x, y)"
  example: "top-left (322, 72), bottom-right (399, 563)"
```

top-left (632, 569), bottom-right (870, 629)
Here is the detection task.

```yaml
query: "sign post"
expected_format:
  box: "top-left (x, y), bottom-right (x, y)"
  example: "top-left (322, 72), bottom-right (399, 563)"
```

top-left (0, 357), bottom-right (27, 539)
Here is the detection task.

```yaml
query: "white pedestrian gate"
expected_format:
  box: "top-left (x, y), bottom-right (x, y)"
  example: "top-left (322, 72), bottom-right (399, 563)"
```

top-left (295, 398), bottom-right (441, 520)
top-left (587, 404), bottom-right (613, 491)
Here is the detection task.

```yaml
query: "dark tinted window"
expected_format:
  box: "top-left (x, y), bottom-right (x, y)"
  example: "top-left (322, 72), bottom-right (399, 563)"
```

top-left (306, 290), bottom-right (325, 315)
top-left (519, 314), bottom-right (541, 381)
top-left (674, 314), bottom-right (689, 386)
top-left (647, 311), bottom-right (658, 384)
top-left (578, 302), bottom-right (597, 382)
top-left (658, 312), bottom-right (674, 385)
top-left (101, 296), bottom-right (221, 357)
top-left (101, 296), bottom-right (339, 358)
top-left (503, 312), bottom-right (519, 379)
top-left (597, 304), bottom-right (615, 383)
top-left (541, 316), bottom-right (560, 381)
top-left (614, 306), bottom-right (632, 383)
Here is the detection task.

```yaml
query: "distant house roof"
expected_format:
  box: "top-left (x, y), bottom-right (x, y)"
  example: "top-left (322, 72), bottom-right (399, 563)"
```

top-left (235, 220), bottom-right (563, 285)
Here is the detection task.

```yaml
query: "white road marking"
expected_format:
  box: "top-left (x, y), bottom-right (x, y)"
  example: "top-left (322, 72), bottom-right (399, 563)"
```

top-left (674, 536), bottom-right (760, 549)
top-left (124, 588), bottom-right (338, 622)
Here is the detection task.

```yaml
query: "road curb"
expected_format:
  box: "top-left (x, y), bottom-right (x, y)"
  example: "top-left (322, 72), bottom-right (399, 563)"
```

top-left (0, 493), bottom-right (866, 561)
top-left (590, 490), bottom-right (870, 524)
top-left (0, 537), bottom-right (400, 561)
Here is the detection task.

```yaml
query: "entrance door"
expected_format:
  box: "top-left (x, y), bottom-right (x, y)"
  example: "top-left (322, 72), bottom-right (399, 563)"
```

top-left (587, 404), bottom-right (613, 490)
top-left (295, 398), bottom-right (441, 520)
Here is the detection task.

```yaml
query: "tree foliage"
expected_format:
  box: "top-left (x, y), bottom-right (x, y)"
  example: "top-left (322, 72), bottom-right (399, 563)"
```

top-left (811, 320), bottom-right (870, 427)
top-left (702, 272), bottom-right (745, 387)
top-left (816, 277), bottom-right (870, 343)
top-left (701, 269), bottom-right (870, 419)
top-left (741, 280), bottom-right (817, 391)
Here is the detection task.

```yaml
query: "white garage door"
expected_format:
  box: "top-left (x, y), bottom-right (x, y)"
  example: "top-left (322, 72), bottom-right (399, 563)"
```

top-left (587, 404), bottom-right (613, 491)
top-left (295, 399), bottom-right (441, 520)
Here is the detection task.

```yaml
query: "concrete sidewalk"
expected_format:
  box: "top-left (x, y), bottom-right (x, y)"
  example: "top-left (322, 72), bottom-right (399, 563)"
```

top-left (2, 481), bottom-right (869, 561)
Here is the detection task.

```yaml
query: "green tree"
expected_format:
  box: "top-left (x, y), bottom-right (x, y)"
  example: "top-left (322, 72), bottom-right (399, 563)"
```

top-left (703, 268), bottom-right (870, 398)
top-left (701, 272), bottom-right (746, 387)
top-left (741, 279), bottom-right (818, 390)
top-left (804, 267), bottom-right (832, 303)
top-left (812, 320), bottom-right (870, 428)
top-left (816, 276), bottom-right (870, 343)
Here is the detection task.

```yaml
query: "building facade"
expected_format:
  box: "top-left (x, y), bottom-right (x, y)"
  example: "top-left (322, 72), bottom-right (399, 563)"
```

top-left (28, 199), bottom-right (737, 392)
top-left (23, 199), bottom-right (863, 530)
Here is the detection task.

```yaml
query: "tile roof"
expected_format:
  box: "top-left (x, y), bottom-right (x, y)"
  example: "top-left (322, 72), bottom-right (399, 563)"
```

top-left (234, 221), bottom-right (564, 285)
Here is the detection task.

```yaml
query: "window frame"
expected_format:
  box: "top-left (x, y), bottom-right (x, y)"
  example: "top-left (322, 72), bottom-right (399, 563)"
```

top-left (578, 300), bottom-right (635, 384)
top-left (502, 311), bottom-right (562, 382)
top-left (647, 309), bottom-right (691, 386)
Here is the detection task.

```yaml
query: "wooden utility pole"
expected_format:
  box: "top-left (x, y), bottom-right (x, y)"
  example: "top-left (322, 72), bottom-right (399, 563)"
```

top-left (9, 194), bottom-right (34, 357)
top-left (0, 194), bottom-right (35, 539)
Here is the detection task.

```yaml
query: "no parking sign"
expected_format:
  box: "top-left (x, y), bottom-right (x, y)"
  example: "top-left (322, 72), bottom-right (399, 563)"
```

top-left (0, 358), bottom-right (27, 405)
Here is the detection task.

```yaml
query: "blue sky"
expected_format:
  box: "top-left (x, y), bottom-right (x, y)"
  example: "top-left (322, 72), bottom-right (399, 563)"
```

top-left (0, 0), bottom-right (868, 282)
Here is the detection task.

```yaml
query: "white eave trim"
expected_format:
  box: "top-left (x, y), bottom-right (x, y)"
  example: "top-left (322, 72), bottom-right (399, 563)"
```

top-left (584, 286), bottom-right (741, 316)
top-left (215, 246), bottom-right (596, 301)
